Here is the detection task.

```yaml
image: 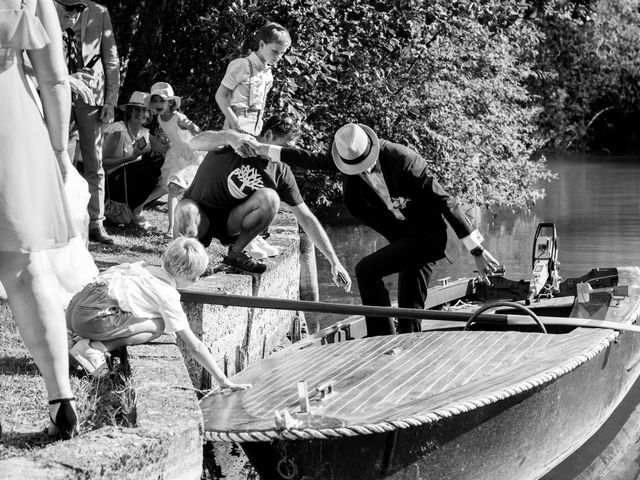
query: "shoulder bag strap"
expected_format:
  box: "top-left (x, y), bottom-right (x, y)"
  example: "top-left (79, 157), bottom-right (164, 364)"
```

top-left (247, 57), bottom-right (253, 109)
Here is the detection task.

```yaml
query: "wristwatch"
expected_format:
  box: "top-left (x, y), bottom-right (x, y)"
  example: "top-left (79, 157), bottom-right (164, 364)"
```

top-left (470, 246), bottom-right (484, 257)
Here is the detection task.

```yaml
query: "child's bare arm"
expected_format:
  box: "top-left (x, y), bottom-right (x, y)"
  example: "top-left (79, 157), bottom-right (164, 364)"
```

top-left (177, 115), bottom-right (201, 135)
top-left (215, 84), bottom-right (238, 128)
top-left (176, 328), bottom-right (251, 391)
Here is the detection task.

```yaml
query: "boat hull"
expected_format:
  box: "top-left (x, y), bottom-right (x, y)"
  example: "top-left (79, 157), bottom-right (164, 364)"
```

top-left (199, 267), bottom-right (640, 480)
top-left (242, 325), bottom-right (640, 480)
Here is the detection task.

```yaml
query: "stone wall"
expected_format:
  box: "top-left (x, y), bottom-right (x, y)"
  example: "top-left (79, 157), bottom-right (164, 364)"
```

top-left (178, 208), bottom-right (302, 390)
top-left (0, 208), bottom-right (307, 479)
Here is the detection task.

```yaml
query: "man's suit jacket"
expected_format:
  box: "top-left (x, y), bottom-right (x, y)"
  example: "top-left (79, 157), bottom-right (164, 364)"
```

top-left (280, 139), bottom-right (475, 263)
top-left (74, 0), bottom-right (119, 107)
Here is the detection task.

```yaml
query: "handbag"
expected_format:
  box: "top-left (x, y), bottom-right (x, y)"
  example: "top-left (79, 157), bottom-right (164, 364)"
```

top-left (105, 159), bottom-right (134, 225)
top-left (104, 198), bottom-right (134, 225)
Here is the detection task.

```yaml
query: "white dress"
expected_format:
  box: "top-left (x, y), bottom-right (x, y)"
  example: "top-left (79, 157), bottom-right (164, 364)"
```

top-left (159, 112), bottom-right (204, 190)
top-left (0, 1), bottom-right (74, 252)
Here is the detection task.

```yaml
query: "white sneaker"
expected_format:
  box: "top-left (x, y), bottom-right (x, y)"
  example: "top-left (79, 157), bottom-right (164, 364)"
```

top-left (69, 338), bottom-right (109, 377)
top-left (253, 235), bottom-right (279, 257)
top-left (246, 239), bottom-right (268, 259)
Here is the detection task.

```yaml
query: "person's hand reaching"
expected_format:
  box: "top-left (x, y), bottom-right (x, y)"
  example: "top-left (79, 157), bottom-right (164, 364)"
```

top-left (232, 135), bottom-right (260, 158)
top-left (68, 72), bottom-right (93, 104)
top-left (331, 263), bottom-right (352, 292)
top-left (474, 249), bottom-right (500, 284)
top-left (219, 379), bottom-right (252, 391)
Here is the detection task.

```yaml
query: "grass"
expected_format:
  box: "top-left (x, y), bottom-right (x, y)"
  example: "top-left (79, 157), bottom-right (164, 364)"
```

top-left (0, 200), bottom-right (196, 459)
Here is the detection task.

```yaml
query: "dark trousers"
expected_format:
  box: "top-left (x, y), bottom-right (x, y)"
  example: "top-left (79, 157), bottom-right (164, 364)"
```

top-left (355, 235), bottom-right (442, 336)
top-left (69, 104), bottom-right (105, 228)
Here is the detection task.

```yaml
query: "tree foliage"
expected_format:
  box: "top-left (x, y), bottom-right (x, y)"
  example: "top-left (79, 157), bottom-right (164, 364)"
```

top-left (533, 0), bottom-right (640, 152)
top-left (104, 0), bottom-right (640, 213)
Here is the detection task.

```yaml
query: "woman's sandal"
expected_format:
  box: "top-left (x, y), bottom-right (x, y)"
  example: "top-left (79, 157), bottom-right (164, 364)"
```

top-left (48, 397), bottom-right (79, 440)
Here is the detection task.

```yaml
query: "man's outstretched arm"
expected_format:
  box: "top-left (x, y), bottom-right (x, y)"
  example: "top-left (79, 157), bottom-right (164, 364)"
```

top-left (189, 130), bottom-right (257, 157)
top-left (291, 203), bottom-right (352, 292)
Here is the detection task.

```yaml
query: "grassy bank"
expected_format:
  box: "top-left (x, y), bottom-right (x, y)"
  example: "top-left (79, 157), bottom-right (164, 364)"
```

top-left (0, 200), bottom-right (198, 458)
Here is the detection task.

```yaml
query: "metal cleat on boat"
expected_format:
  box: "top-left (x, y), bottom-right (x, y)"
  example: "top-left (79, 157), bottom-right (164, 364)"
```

top-left (316, 381), bottom-right (335, 399)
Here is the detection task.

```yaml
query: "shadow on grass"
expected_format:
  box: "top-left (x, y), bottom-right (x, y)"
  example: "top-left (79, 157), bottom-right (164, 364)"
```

top-left (0, 356), bottom-right (39, 376)
top-left (0, 429), bottom-right (61, 458)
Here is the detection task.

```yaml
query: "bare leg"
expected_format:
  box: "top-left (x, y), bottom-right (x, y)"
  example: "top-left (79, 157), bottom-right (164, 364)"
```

top-left (102, 332), bottom-right (163, 350)
top-left (99, 318), bottom-right (164, 351)
top-left (166, 182), bottom-right (184, 235)
top-left (227, 188), bottom-right (279, 252)
top-left (0, 251), bottom-right (73, 401)
top-left (173, 198), bottom-right (207, 239)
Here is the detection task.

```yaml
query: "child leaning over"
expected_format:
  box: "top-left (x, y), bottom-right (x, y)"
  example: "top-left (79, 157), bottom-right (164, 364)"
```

top-left (67, 237), bottom-right (251, 391)
top-left (215, 22), bottom-right (291, 136)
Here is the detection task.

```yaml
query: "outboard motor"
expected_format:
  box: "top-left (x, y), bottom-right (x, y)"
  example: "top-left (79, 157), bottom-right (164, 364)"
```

top-left (527, 223), bottom-right (561, 304)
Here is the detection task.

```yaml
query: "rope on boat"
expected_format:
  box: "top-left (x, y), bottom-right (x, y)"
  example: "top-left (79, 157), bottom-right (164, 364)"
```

top-left (203, 299), bottom-right (640, 443)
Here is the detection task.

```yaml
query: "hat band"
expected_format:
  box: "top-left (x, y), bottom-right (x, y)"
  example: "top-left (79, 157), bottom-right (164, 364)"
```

top-left (340, 137), bottom-right (372, 166)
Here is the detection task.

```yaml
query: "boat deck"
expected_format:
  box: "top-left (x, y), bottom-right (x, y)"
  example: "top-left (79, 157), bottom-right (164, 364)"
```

top-left (200, 267), bottom-right (640, 440)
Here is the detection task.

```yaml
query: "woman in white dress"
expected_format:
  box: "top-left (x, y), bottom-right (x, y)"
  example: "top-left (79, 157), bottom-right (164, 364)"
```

top-left (0, 0), bottom-right (78, 439)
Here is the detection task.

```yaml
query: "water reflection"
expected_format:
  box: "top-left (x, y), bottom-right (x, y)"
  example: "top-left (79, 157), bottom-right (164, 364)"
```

top-left (310, 154), bottom-right (640, 479)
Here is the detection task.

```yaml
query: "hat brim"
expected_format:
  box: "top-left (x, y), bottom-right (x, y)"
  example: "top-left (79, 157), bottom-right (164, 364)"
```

top-left (331, 124), bottom-right (380, 175)
top-left (148, 93), bottom-right (181, 110)
top-left (118, 103), bottom-right (148, 112)
top-left (58, 0), bottom-right (87, 7)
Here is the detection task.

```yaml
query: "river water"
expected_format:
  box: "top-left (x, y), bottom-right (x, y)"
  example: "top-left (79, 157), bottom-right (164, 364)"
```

top-left (308, 154), bottom-right (640, 479)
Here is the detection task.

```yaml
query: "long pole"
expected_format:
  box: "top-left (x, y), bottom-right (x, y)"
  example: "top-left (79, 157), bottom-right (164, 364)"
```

top-left (180, 291), bottom-right (640, 334)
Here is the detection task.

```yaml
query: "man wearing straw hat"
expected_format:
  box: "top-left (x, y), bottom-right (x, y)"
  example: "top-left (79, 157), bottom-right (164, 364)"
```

top-left (253, 123), bottom-right (501, 336)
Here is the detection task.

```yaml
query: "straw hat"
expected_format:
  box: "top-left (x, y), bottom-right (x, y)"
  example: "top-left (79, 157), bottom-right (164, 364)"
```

top-left (118, 91), bottom-right (149, 111)
top-left (148, 82), bottom-right (181, 109)
top-left (55, 0), bottom-right (87, 9)
top-left (331, 123), bottom-right (380, 175)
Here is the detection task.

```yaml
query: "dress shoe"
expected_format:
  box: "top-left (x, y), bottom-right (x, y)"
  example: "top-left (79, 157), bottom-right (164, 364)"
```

top-left (48, 397), bottom-right (79, 440)
top-left (89, 226), bottom-right (114, 245)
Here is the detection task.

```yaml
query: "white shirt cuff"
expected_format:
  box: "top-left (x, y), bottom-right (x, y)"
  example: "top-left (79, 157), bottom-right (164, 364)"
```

top-left (267, 145), bottom-right (282, 163)
top-left (461, 229), bottom-right (484, 251)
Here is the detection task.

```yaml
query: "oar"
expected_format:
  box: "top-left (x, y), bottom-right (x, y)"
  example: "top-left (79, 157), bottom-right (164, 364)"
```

top-left (179, 291), bottom-right (640, 334)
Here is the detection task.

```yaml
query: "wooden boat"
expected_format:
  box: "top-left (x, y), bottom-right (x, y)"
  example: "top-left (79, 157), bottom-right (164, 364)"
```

top-left (198, 226), bottom-right (640, 480)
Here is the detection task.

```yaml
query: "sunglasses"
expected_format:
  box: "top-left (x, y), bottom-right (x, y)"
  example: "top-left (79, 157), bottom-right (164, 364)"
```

top-left (55, 1), bottom-right (85, 12)
top-left (269, 116), bottom-right (298, 134)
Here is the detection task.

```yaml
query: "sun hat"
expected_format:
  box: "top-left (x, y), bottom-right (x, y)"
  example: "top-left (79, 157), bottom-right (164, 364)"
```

top-left (118, 91), bottom-right (149, 111)
top-left (331, 123), bottom-right (380, 175)
top-left (55, 0), bottom-right (87, 9)
top-left (148, 82), bottom-right (181, 109)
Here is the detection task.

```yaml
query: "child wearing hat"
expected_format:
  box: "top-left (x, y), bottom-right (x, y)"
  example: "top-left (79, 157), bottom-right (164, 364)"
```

top-left (148, 81), bottom-right (204, 237)
top-left (67, 236), bottom-right (252, 391)
top-left (215, 22), bottom-right (291, 136)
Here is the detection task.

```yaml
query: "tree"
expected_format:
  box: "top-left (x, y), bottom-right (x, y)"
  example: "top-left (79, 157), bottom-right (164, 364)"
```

top-left (105, 0), bottom-right (555, 213)
top-left (534, 0), bottom-right (640, 152)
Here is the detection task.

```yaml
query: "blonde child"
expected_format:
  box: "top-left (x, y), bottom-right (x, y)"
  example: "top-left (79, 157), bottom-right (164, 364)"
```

top-left (148, 82), bottom-right (204, 237)
top-left (67, 237), bottom-right (251, 392)
top-left (215, 22), bottom-right (291, 136)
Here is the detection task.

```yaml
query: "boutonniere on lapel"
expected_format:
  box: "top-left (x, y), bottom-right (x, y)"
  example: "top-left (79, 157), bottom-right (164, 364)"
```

top-left (391, 196), bottom-right (409, 211)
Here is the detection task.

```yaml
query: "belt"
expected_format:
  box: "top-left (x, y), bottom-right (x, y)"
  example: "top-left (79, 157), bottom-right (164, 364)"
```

top-left (231, 106), bottom-right (262, 115)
